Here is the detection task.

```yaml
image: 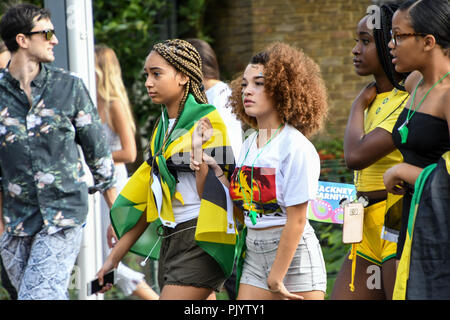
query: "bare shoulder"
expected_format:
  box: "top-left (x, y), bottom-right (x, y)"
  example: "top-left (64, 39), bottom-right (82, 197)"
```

top-left (404, 71), bottom-right (422, 93)
top-left (108, 99), bottom-right (128, 120)
top-left (442, 89), bottom-right (450, 121)
top-left (108, 98), bottom-right (122, 112)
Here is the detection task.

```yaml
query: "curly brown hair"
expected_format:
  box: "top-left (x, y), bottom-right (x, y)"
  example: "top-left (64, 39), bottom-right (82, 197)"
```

top-left (229, 42), bottom-right (328, 137)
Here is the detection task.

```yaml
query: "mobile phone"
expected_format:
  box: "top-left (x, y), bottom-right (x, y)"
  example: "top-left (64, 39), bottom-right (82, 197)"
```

top-left (87, 269), bottom-right (116, 296)
top-left (342, 202), bottom-right (364, 244)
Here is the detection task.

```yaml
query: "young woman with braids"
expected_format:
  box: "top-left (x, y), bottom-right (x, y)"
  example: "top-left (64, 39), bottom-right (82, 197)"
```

top-left (331, 4), bottom-right (409, 300)
top-left (96, 39), bottom-right (236, 300)
top-left (192, 42), bottom-right (328, 300)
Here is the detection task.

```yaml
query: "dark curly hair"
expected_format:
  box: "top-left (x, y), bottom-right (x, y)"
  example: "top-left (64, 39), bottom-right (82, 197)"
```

top-left (229, 42), bottom-right (328, 138)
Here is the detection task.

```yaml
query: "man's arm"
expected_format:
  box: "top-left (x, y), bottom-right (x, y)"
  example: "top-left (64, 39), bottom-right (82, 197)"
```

top-left (73, 77), bottom-right (116, 194)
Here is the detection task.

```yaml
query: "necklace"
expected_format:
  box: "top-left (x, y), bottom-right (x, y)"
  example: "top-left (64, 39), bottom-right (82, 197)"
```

top-left (237, 123), bottom-right (283, 225)
top-left (398, 71), bottom-right (450, 144)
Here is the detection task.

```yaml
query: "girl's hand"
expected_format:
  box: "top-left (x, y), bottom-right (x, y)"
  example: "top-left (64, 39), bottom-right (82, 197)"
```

top-left (192, 117), bottom-right (213, 164)
top-left (192, 118), bottom-right (213, 147)
top-left (383, 165), bottom-right (407, 195)
top-left (267, 279), bottom-right (304, 300)
top-left (354, 82), bottom-right (378, 109)
top-left (198, 117), bottom-right (213, 144)
top-left (189, 150), bottom-right (221, 174)
top-left (96, 260), bottom-right (116, 294)
top-left (190, 151), bottom-right (201, 171)
top-left (106, 224), bottom-right (118, 249)
top-left (202, 152), bottom-right (220, 171)
top-left (191, 117), bottom-right (215, 169)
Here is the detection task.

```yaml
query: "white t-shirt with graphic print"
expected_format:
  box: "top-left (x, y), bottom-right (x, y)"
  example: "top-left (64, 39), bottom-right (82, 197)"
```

top-left (230, 124), bottom-right (320, 229)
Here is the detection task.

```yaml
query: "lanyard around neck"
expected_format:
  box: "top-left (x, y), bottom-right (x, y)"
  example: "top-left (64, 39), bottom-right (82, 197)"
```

top-left (237, 123), bottom-right (283, 225)
top-left (398, 71), bottom-right (450, 144)
top-left (407, 71), bottom-right (450, 123)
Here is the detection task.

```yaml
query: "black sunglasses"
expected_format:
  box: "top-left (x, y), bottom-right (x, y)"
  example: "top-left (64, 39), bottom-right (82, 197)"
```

top-left (23, 29), bottom-right (55, 41)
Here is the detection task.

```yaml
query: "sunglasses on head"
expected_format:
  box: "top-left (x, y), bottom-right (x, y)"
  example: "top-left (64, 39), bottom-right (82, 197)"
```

top-left (23, 29), bottom-right (55, 41)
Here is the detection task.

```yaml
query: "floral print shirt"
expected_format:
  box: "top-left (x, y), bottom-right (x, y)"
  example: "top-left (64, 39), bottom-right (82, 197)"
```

top-left (0, 64), bottom-right (115, 236)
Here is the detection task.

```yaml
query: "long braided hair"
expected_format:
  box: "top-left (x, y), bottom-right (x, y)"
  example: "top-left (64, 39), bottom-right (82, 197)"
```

top-left (373, 4), bottom-right (408, 91)
top-left (148, 39), bottom-right (208, 159)
top-left (153, 39), bottom-right (207, 111)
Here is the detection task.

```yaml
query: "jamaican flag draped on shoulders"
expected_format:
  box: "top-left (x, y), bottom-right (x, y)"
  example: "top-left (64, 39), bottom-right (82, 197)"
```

top-left (110, 94), bottom-right (237, 277)
top-left (393, 151), bottom-right (450, 300)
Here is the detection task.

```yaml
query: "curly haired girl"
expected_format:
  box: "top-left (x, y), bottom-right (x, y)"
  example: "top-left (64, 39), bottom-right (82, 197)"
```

top-left (192, 42), bottom-right (328, 299)
top-left (229, 42), bottom-right (327, 138)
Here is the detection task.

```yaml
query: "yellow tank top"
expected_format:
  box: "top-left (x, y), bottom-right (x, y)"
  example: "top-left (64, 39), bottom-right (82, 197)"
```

top-left (354, 88), bottom-right (409, 192)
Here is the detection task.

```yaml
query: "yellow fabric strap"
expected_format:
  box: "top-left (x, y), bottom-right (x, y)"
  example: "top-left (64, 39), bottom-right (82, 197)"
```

top-left (348, 244), bottom-right (358, 292)
top-left (174, 191), bottom-right (184, 206)
top-left (147, 109), bottom-right (228, 224)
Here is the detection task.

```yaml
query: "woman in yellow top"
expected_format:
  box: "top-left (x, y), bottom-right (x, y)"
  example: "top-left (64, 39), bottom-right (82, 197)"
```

top-left (331, 4), bottom-right (409, 300)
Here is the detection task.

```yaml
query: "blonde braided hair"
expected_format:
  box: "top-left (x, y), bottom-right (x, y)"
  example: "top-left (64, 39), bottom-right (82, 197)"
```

top-left (148, 39), bottom-right (208, 158)
top-left (152, 39), bottom-right (207, 111)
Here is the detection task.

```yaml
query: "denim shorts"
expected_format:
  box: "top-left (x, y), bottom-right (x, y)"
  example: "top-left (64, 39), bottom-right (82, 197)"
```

top-left (240, 226), bottom-right (327, 293)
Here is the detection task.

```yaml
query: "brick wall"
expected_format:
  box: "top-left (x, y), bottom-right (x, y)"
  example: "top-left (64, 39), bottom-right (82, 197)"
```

top-left (206, 0), bottom-right (378, 141)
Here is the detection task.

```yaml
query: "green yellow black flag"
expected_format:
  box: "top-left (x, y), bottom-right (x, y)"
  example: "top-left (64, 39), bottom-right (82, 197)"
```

top-left (394, 151), bottom-right (450, 300)
top-left (110, 94), bottom-right (237, 277)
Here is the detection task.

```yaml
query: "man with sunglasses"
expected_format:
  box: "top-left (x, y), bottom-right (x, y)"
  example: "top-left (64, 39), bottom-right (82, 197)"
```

top-left (0, 3), bottom-right (117, 299)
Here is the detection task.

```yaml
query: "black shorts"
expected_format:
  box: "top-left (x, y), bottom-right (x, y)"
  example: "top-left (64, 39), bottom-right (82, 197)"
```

top-left (157, 218), bottom-right (226, 291)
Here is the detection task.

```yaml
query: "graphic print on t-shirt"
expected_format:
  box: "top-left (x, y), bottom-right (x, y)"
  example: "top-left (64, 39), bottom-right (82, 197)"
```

top-left (230, 166), bottom-right (281, 217)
